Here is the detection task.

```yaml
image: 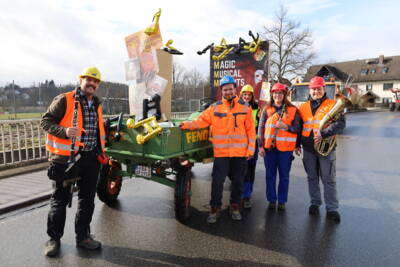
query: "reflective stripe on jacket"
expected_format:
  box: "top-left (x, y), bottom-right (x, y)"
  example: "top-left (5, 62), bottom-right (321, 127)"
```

top-left (299, 98), bottom-right (336, 137)
top-left (264, 106), bottom-right (297, 151)
top-left (46, 90), bottom-right (106, 156)
top-left (182, 97), bottom-right (256, 157)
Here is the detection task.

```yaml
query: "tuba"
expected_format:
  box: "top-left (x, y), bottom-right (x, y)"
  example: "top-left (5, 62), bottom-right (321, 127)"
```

top-left (314, 94), bottom-right (350, 156)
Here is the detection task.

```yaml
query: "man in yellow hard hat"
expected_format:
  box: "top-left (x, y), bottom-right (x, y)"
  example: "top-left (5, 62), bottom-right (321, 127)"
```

top-left (41, 66), bottom-right (106, 256)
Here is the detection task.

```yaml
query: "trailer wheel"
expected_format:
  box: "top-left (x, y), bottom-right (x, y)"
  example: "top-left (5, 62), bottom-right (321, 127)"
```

top-left (174, 167), bottom-right (192, 222)
top-left (97, 161), bottom-right (122, 205)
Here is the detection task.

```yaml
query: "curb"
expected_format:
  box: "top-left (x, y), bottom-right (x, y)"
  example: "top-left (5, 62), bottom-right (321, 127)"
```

top-left (0, 162), bottom-right (50, 180)
top-left (0, 191), bottom-right (52, 215)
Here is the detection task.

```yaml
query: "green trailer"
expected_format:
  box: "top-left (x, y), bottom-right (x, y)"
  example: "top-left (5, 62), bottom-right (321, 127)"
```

top-left (96, 113), bottom-right (213, 222)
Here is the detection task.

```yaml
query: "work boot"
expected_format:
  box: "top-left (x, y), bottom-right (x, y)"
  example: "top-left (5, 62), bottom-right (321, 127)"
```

top-left (326, 211), bottom-right (341, 222)
top-left (243, 198), bottom-right (252, 209)
top-left (44, 239), bottom-right (60, 257)
top-left (268, 202), bottom-right (276, 210)
top-left (76, 235), bottom-right (102, 250)
top-left (230, 203), bottom-right (242, 221)
top-left (309, 205), bottom-right (319, 215)
top-left (207, 207), bottom-right (220, 224)
top-left (277, 203), bottom-right (285, 211)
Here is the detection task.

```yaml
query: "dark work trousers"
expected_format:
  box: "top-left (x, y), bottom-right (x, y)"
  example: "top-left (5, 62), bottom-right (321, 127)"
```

top-left (210, 157), bottom-right (247, 208)
top-left (47, 151), bottom-right (100, 242)
top-left (302, 149), bottom-right (338, 211)
top-left (264, 149), bottom-right (294, 204)
top-left (242, 143), bottom-right (259, 199)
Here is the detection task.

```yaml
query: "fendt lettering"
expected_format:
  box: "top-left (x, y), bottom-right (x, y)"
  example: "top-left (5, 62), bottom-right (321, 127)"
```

top-left (185, 129), bottom-right (209, 143)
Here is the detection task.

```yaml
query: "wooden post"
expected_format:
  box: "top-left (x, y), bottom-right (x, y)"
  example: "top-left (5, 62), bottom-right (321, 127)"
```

top-left (156, 49), bottom-right (172, 120)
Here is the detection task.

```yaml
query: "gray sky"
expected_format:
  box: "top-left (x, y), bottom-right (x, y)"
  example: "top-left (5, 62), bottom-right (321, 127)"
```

top-left (1, 0), bottom-right (399, 86)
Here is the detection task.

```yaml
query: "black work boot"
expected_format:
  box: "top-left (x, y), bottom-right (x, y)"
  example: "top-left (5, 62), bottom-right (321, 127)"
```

top-left (309, 205), bottom-right (319, 215)
top-left (268, 202), bottom-right (276, 210)
top-left (44, 239), bottom-right (60, 257)
top-left (76, 235), bottom-right (102, 250)
top-left (277, 203), bottom-right (285, 211)
top-left (326, 211), bottom-right (341, 222)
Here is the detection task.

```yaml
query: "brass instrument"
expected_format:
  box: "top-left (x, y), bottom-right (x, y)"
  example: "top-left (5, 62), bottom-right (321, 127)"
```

top-left (127, 116), bottom-right (162, 145)
top-left (144, 9), bottom-right (161, 36)
top-left (314, 94), bottom-right (350, 156)
top-left (212, 38), bottom-right (234, 60)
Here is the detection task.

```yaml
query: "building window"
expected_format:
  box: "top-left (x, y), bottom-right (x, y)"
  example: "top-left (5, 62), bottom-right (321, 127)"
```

top-left (371, 69), bottom-right (376, 74)
top-left (383, 83), bottom-right (393, 91)
top-left (366, 84), bottom-right (373, 91)
top-left (360, 69), bottom-right (369, 75)
top-left (382, 97), bottom-right (392, 103)
top-left (382, 67), bottom-right (389, 74)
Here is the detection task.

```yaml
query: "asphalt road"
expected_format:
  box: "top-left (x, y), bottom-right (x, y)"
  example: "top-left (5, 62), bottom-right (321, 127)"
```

top-left (0, 111), bottom-right (399, 266)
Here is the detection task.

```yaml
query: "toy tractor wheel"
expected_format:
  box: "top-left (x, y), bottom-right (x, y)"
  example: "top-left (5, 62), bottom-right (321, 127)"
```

top-left (174, 167), bottom-right (192, 222)
top-left (97, 161), bottom-right (122, 205)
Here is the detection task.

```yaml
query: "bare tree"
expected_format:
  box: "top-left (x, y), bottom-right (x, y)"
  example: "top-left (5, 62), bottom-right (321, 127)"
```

top-left (172, 62), bottom-right (185, 89)
top-left (184, 68), bottom-right (202, 88)
top-left (263, 5), bottom-right (316, 82)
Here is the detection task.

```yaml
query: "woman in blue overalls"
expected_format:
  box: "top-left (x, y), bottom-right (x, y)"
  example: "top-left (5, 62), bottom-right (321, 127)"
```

top-left (258, 82), bottom-right (301, 211)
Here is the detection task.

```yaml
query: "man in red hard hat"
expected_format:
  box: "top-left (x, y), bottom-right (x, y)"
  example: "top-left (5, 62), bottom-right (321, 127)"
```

top-left (297, 76), bottom-right (346, 222)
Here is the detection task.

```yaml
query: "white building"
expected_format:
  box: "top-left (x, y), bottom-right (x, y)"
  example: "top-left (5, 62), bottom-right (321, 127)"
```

top-left (304, 55), bottom-right (400, 106)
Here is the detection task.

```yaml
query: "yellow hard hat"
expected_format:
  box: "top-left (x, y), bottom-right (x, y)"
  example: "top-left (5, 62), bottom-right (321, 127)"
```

top-left (240, 84), bottom-right (254, 94)
top-left (79, 66), bottom-right (101, 81)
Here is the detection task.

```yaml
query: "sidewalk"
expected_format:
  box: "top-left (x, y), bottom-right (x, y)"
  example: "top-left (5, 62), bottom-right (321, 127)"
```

top-left (0, 166), bottom-right (52, 214)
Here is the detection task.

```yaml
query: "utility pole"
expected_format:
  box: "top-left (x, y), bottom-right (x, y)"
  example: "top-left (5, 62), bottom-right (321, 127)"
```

top-left (39, 83), bottom-right (42, 111)
top-left (12, 80), bottom-right (16, 119)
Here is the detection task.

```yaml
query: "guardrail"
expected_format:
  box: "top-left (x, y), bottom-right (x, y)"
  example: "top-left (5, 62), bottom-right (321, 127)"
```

top-left (0, 112), bottom-right (195, 169)
top-left (170, 112), bottom-right (192, 120)
top-left (0, 119), bottom-right (48, 168)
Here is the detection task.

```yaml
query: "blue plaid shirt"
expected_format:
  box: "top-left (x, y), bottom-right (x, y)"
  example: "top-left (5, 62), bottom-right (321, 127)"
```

top-left (78, 88), bottom-right (98, 152)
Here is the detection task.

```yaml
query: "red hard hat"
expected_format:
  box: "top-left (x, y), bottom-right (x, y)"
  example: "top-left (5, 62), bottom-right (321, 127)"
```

top-left (309, 76), bottom-right (325, 89)
top-left (271, 82), bottom-right (287, 92)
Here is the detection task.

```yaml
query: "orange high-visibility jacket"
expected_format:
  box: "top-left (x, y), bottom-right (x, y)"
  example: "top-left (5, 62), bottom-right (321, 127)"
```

top-left (263, 106), bottom-right (297, 151)
top-left (46, 91), bottom-right (106, 156)
top-left (299, 99), bottom-right (336, 137)
top-left (182, 97), bottom-right (256, 158)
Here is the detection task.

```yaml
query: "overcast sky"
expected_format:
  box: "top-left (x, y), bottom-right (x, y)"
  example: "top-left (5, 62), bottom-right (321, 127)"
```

top-left (1, 0), bottom-right (399, 87)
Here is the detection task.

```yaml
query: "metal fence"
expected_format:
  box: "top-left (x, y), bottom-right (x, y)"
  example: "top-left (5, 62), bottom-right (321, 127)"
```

top-left (0, 119), bottom-right (48, 168)
top-left (0, 112), bottom-right (195, 169)
top-left (170, 112), bottom-right (193, 120)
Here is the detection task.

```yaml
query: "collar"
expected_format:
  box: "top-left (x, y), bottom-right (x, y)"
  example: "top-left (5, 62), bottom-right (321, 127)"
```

top-left (76, 87), bottom-right (99, 105)
top-left (222, 95), bottom-right (237, 108)
top-left (310, 93), bottom-right (327, 105)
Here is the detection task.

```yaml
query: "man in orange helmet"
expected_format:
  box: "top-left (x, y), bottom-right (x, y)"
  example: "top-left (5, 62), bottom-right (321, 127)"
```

top-left (180, 75), bottom-right (256, 223)
top-left (298, 76), bottom-right (346, 222)
top-left (41, 67), bottom-right (105, 256)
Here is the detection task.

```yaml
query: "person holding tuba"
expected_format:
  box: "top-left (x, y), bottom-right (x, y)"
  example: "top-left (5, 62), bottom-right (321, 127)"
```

top-left (258, 82), bottom-right (302, 211)
top-left (297, 76), bottom-right (346, 222)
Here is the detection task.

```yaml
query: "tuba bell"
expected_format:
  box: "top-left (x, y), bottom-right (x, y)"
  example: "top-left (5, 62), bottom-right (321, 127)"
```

top-left (314, 94), bottom-right (350, 156)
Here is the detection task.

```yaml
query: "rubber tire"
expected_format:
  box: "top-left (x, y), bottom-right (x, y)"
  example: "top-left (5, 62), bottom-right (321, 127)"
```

top-left (174, 167), bottom-right (192, 223)
top-left (97, 162), bottom-right (122, 205)
top-left (390, 103), bottom-right (395, 111)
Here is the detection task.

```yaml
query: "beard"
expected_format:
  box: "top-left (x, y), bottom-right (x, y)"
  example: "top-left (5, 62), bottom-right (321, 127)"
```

top-left (82, 85), bottom-right (96, 95)
top-left (224, 95), bottom-right (236, 103)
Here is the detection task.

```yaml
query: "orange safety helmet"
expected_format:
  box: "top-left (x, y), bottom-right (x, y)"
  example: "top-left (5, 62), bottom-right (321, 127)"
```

top-left (309, 76), bottom-right (325, 89)
top-left (271, 82), bottom-right (287, 92)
